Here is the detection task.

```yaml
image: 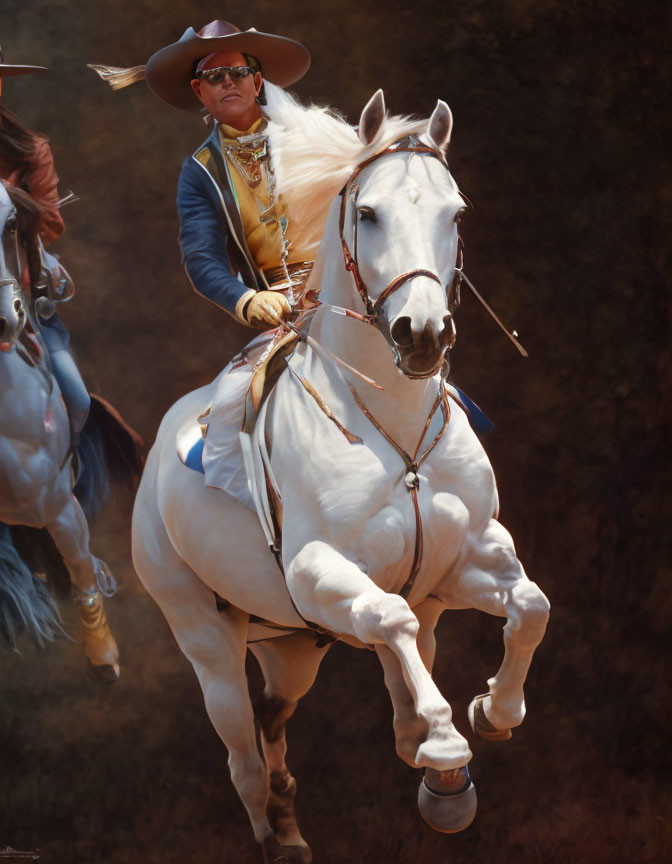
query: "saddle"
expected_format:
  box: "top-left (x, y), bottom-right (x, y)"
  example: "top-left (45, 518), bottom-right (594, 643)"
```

top-left (177, 329), bottom-right (299, 482)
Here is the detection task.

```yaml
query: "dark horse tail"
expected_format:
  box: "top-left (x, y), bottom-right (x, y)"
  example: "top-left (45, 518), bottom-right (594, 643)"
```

top-left (0, 524), bottom-right (67, 650)
top-left (74, 393), bottom-right (145, 520)
top-left (0, 395), bottom-right (144, 650)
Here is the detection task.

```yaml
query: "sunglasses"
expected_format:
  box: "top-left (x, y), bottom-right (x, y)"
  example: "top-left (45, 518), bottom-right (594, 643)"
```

top-left (195, 65), bottom-right (255, 85)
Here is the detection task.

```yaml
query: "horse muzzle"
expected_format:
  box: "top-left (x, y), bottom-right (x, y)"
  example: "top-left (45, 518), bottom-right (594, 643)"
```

top-left (0, 278), bottom-right (26, 352)
top-left (386, 311), bottom-right (456, 378)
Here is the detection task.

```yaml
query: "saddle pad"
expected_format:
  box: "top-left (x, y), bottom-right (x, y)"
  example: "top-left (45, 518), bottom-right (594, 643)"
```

top-left (177, 420), bottom-right (205, 474)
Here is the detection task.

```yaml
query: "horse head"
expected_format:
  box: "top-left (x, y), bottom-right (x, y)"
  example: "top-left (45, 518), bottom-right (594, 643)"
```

top-left (339, 92), bottom-right (466, 378)
top-left (0, 182), bottom-right (40, 352)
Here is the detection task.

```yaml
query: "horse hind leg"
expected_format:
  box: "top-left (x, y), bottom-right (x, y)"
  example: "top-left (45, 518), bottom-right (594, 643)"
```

top-left (250, 630), bottom-right (331, 864)
top-left (132, 506), bottom-right (282, 862)
top-left (45, 493), bottom-right (119, 683)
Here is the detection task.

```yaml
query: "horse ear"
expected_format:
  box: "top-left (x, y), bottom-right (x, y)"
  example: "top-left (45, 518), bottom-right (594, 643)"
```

top-left (427, 100), bottom-right (453, 152)
top-left (359, 89), bottom-right (386, 145)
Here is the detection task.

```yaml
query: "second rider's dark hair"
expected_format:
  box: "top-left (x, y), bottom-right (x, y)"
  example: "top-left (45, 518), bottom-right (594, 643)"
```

top-left (0, 103), bottom-right (42, 178)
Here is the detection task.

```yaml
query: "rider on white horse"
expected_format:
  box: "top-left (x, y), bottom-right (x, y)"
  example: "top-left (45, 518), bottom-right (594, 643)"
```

top-left (89, 19), bottom-right (490, 506)
top-left (91, 20), bottom-right (313, 329)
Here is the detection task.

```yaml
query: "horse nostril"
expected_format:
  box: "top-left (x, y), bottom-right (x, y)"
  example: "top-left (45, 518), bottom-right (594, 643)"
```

top-left (14, 299), bottom-right (22, 313)
top-left (0, 317), bottom-right (6, 337)
top-left (440, 314), bottom-right (456, 347)
top-left (390, 315), bottom-right (414, 348)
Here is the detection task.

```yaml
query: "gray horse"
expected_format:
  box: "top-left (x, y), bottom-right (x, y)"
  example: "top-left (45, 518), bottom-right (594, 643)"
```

top-left (0, 181), bottom-right (142, 682)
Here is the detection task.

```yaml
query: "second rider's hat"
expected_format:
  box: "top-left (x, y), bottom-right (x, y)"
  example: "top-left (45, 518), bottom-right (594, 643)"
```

top-left (0, 46), bottom-right (48, 76)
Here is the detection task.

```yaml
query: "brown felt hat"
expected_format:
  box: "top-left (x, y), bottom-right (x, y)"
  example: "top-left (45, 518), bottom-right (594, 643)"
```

top-left (0, 45), bottom-right (48, 77)
top-left (145, 20), bottom-right (310, 111)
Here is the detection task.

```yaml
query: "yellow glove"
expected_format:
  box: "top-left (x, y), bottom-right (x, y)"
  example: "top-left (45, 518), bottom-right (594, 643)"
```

top-left (244, 291), bottom-right (292, 328)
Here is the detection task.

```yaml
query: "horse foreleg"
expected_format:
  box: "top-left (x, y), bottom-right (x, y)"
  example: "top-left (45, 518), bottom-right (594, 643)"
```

top-left (287, 541), bottom-right (471, 771)
top-left (447, 519), bottom-right (550, 737)
top-left (250, 631), bottom-right (330, 863)
top-left (375, 597), bottom-right (445, 766)
top-left (45, 493), bottom-right (119, 682)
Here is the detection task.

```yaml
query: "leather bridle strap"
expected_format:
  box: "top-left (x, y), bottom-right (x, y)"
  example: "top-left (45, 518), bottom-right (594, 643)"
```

top-left (338, 143), bottom-right (451, 324)
top-left (373, 268), bottom-right (442, 314)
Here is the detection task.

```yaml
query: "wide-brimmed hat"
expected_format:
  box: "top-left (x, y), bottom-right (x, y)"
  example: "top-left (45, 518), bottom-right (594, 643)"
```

top-left (0, 46), bottom-right (48, 77)
top-left (145, 20), bottom-right (310, 111)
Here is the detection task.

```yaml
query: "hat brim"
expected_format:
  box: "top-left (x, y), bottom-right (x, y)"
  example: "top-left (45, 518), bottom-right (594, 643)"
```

top-left (0, 64), bottom-right (49, 77)
top-left (145, 28), bottom-right (310, 111)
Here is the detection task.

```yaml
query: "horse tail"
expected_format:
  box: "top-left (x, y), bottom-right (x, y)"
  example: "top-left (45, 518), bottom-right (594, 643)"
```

top-left (0, 523), bottom-right (65, 650)
top-left (74, 394), bottom-right (145, 520)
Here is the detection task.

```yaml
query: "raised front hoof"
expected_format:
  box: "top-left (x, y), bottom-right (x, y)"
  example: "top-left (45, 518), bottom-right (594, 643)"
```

top-left (261, 834), bottom-right (311, 864)
top-left (86, 659), bottom-right (120, 685)
top-left (418, 766), bottom-right (477, 834)
top-left (468, 694), bottom-right (512, 742)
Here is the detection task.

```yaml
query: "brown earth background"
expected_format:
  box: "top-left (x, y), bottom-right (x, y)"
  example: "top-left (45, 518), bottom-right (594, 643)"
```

top-left (1, 1), bottom-right (670, 862)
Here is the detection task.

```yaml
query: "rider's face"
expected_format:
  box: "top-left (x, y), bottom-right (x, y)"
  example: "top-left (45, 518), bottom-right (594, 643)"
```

top-left (190, 51), bottom-right (262, 129)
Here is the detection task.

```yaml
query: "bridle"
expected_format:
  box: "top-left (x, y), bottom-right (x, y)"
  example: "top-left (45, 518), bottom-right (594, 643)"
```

top-left (335, 136), bottom-right (464, 376)
top-left (0, 204), bottom-right (27, 352)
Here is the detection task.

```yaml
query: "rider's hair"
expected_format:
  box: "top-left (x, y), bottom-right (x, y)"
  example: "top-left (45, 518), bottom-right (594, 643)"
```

top-left (0, 103), bottom-right (43, 177)
top-left (5, 183), bottom-right (41, 289)
top-left (243, 54), bottom-right (266, 106)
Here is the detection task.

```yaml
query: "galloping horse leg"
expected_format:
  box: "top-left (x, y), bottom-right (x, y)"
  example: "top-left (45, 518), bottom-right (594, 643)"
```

top-left (373, 597), bottom-right (475, 832)
top-left (445, 519), bottom-right (550, 738)
top-left (375, 597), bottom-right (445, 766)
top-left (250, 631), bottom-right (331, 863)
top-left (287, 541), bottom-right (472, 771)
top-left (45, 492), bottom-right (119, 683)
top-left (131, 512), bottom-right (281, 862)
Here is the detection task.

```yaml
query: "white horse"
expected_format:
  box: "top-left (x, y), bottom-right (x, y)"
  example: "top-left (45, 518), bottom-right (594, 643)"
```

top-left (132, 90), bottom-right (549, 863)
top-left (0, 182), bottom-right (141, 682)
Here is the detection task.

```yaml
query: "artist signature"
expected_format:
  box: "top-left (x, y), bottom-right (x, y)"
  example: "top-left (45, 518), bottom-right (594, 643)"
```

top-left (0, 848), bottom-right (40, 861)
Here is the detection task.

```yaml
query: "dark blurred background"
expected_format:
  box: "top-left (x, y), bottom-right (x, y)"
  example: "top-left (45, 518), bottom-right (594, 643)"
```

top-left (1, 1), bottom-right (669, 862)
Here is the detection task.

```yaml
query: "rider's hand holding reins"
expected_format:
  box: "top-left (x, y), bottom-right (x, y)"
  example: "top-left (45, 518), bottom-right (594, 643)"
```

top-left (244, 290), bottom-right (292, 328)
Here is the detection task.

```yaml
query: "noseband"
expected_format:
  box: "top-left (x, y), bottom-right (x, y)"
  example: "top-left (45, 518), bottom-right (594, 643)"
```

top-left (337, 138), bottom-right (463, 332)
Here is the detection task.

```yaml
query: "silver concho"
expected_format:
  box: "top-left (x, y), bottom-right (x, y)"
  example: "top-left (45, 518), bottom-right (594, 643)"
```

top-left (404, 471), bottom-right (419, 490)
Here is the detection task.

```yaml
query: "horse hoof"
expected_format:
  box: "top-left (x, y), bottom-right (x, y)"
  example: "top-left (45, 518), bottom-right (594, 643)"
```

top-left (468, 694), bottom-right (512, 742)
top-left (279, 846), bottom-right (312, 864)
top-left (86, 659), bottom-right (120, 685)
top-left (418, 766), bottom-right (477, 833)
top-left (261, 835), bottom-right (291, 864)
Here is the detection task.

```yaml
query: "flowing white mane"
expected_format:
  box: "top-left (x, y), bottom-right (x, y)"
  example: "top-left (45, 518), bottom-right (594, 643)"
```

top-left (264, 82), bottom-right (430, 253)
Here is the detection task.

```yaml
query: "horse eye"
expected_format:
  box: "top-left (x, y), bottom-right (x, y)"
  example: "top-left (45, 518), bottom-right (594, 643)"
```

top-left (5, 213), bottom-right (17, 235)
top-left (357, 205), bottom-right (377, 223)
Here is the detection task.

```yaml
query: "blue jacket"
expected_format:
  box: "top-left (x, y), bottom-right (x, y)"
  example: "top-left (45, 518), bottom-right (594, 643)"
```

top-left (176, 127), bottom-right (267, 323)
